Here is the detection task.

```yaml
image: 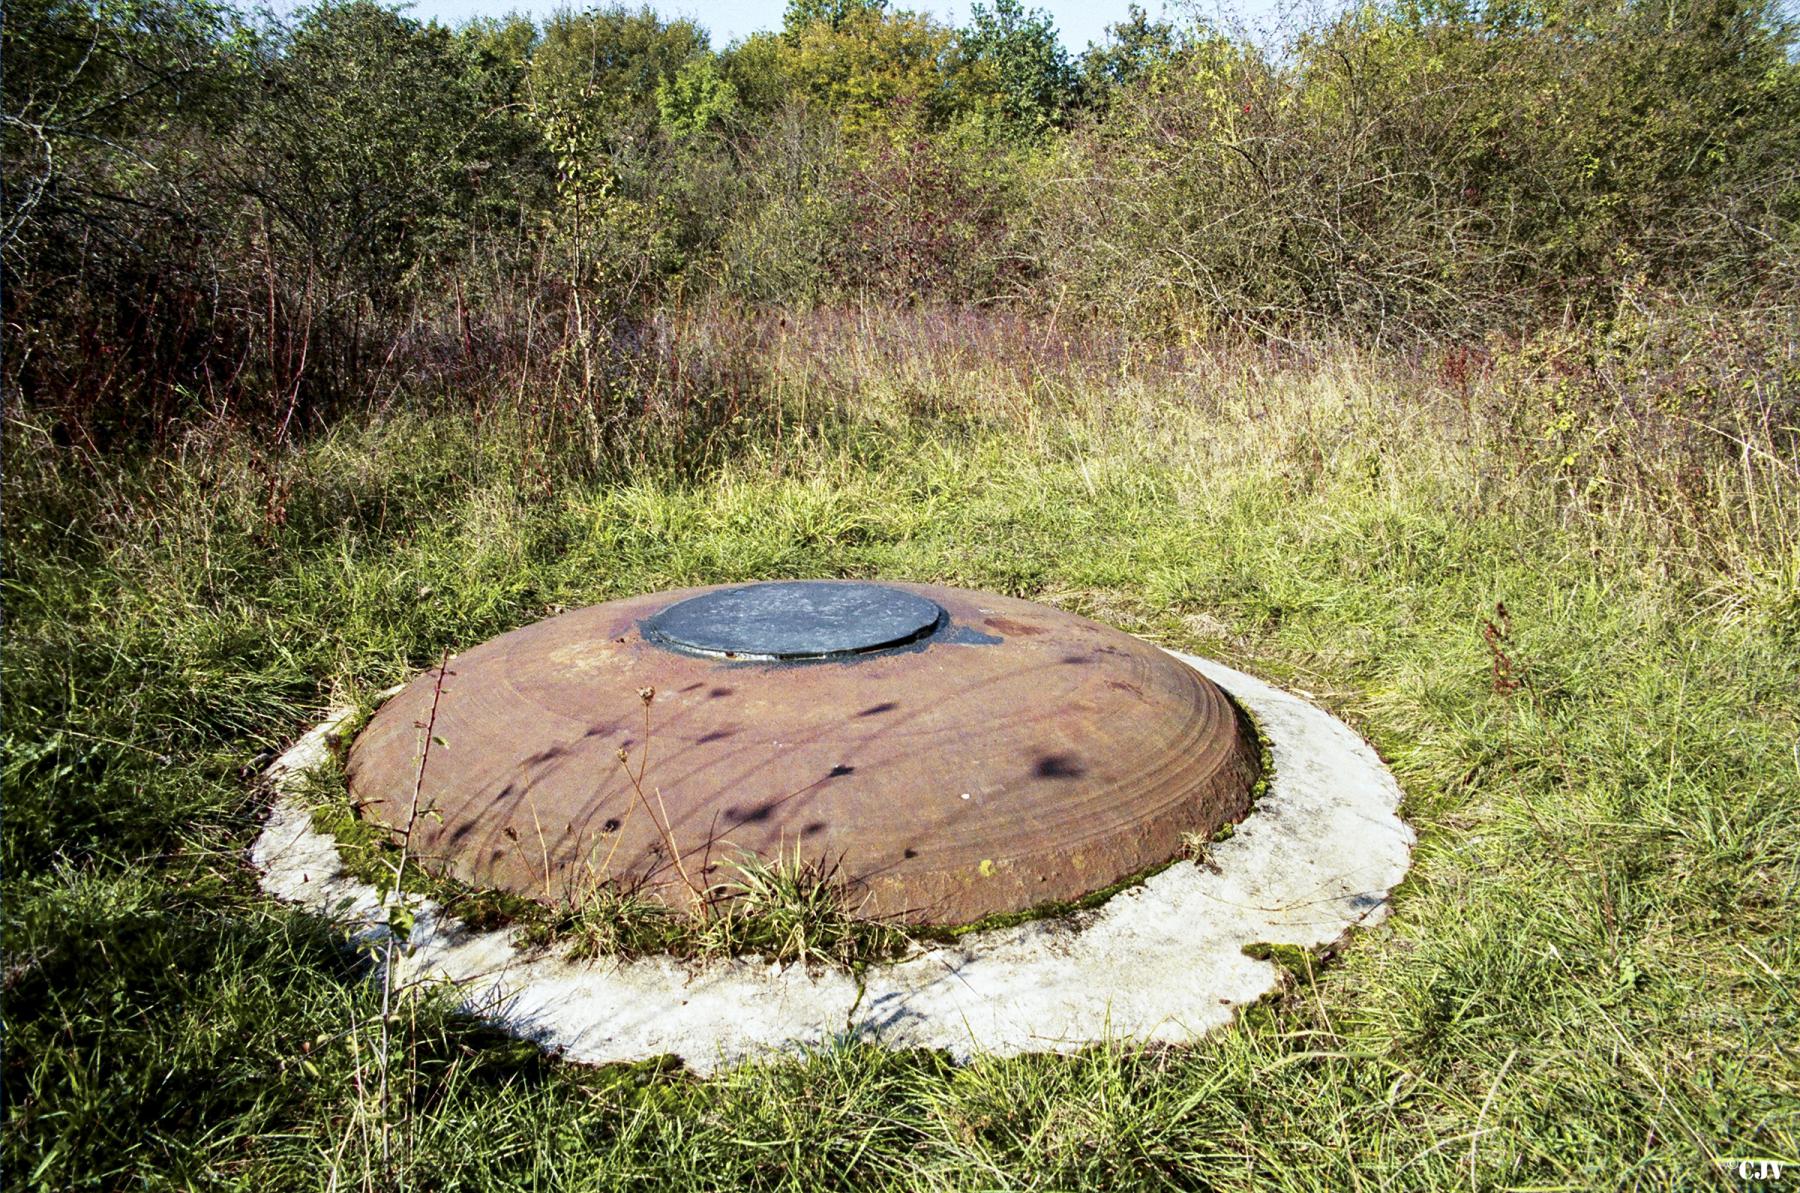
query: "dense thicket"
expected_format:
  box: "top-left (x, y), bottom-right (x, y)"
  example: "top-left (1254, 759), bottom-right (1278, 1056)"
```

top-left (4, 0), bottom-right (1798, 443)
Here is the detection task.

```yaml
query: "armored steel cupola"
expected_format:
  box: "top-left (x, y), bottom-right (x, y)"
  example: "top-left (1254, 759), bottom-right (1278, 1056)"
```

top-left (346, 580), bottom-right (1261, 925)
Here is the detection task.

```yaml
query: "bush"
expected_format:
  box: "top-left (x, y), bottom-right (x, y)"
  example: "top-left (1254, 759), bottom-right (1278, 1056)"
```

top-left (3, 0), bottom-right (1797, 446)
top-left (1026, 0), bottom-right (1800, 336)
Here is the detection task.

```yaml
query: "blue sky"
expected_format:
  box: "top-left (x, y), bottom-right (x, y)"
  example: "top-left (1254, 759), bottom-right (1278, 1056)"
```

top-left (385, 0), bottom-right (1301, 50)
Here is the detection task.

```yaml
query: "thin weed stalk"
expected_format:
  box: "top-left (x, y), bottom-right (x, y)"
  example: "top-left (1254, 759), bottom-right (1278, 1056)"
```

top-left (613, 686), bottom-right (706, 908)
top-left (374, 648), bottom-right (450, 1176)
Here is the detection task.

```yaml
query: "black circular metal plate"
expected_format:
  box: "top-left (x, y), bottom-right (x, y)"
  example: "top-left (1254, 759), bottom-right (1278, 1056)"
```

top-left (643, 581), bottom-right (945, 660)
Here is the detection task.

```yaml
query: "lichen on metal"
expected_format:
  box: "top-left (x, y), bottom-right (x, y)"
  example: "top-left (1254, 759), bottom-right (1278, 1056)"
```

top-left (344, 581), bottom-right (1262, 925)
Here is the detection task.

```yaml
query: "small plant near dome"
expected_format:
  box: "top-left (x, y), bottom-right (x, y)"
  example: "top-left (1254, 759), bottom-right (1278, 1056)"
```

top-left (699, 850), bottom-right (911, 969)
top-left (559, 885), bottom-right (687, 961)
top-left (1180, 830), bottom-right (1218, 870)
top-left (554, 850), bottom-right (910, 968)
top-left (613, 685), bottom-right (707, 906)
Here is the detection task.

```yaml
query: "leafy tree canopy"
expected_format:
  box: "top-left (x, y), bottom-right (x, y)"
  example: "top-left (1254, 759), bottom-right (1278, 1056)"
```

top-left (1079, 4), bottom-right (1183, 99)
top-left (781, 6), bottom-right (956, 136)
top-left (783, 0), bottom-right (889, 37)
top-left (959, 0), bottom-right (1077, 136)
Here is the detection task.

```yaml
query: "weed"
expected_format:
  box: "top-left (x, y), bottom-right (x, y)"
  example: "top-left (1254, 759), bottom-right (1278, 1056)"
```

top-left (699, 850), bottom-right (911, 970)
top-left (555, 885), bottom-right (688, 961)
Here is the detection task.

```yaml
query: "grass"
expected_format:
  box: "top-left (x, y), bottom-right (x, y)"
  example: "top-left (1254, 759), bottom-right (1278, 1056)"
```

top-left (4, 309), bottom-right (1797, 1189)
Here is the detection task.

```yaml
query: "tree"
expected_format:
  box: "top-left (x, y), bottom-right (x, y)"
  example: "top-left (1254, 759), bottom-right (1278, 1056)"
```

top-left (528, 5), bottom-right (708, 155)
top-left (718, 32), bottom-right (792, 119)
top-left (782, 0), bottom-right (888, 37)
top-left (220, 0), bottom-right (507, 413)
top-left (2, 0), bottom-right (238, 260)
top-left (1079, 4), bottom-right (1181, 102)
top-left (235, 3), bottom-right (493, 301)
top-left (657, 54), bottom-right (738, 139)
top-left (959, 0), bottom-right (1076, 137)
top-left (2, 0), bottom-right (249, 438)
top-left (781, 7), bottom-right (956, 137)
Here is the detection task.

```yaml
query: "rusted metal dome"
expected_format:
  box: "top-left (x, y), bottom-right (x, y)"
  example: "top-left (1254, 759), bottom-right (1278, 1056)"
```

top-left (345, 581), bottom-right (1260, 925)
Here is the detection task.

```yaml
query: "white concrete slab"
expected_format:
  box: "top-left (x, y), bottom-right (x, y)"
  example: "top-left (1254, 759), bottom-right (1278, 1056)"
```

top-left (253, 651), bottom-right (1413, 1074)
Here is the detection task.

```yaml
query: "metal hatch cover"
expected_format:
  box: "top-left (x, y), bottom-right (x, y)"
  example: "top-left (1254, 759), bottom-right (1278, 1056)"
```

top-left (643, 581), bottom-right (945, 661)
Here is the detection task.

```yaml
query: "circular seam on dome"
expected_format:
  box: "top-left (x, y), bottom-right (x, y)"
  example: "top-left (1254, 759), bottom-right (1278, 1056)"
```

top-left (252, 651), bottom-right (1414, 1074)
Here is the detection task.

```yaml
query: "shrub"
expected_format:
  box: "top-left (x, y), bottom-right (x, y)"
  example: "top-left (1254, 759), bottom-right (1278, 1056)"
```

top-left (1025, 0), bottom-right (1800, 337)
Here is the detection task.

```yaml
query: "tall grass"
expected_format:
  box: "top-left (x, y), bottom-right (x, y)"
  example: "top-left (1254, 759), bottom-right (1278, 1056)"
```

top-left (4, 305), bottom-right (1796, 1188)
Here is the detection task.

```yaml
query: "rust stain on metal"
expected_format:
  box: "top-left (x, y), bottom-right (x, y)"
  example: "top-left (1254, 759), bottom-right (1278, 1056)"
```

top-left (346, 582), bottom-right (1261, 926)
top-left (982, 616), bottom-right (1045, 637)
